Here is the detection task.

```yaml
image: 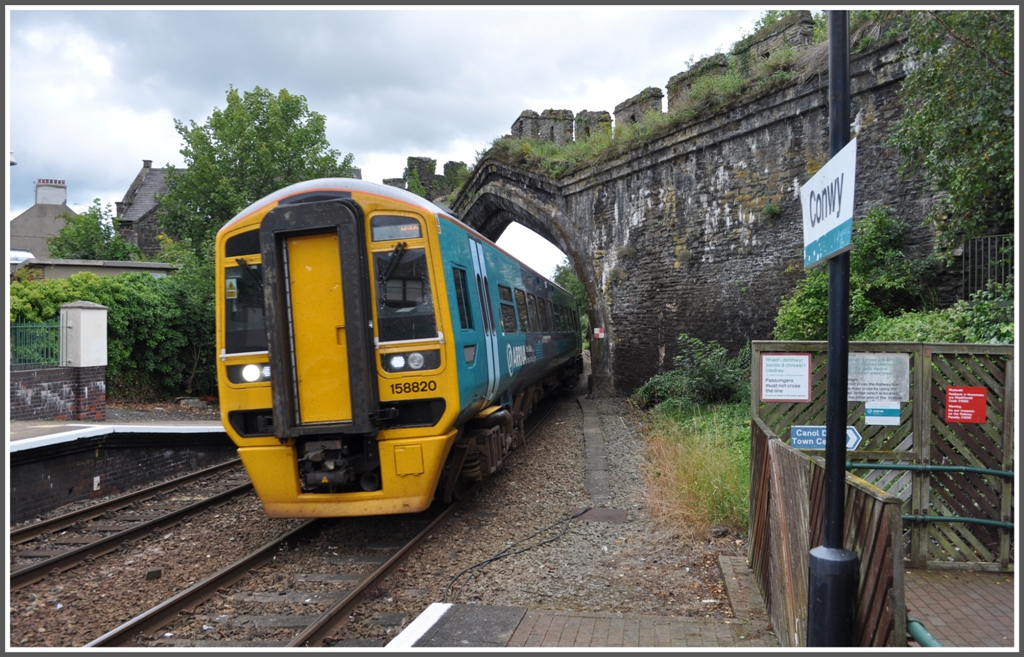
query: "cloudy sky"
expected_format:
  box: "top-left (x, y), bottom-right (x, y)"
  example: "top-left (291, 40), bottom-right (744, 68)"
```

top-left (6, 6), bottom-right (767, 275)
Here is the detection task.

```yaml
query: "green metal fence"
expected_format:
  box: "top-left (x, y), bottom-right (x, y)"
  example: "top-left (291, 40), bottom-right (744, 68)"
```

top-left (10, 318), bottom-right (64, 369)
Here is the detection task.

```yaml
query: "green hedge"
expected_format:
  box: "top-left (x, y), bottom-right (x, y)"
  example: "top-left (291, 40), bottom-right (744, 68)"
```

top-left (10, 267), bottom-right (216, 401)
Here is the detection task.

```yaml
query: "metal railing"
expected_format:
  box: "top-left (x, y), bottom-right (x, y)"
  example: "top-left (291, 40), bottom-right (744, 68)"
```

top-left (961, 233), bottom-right (1014, 300)
top-left (10, 317), bottom-right (64, 369)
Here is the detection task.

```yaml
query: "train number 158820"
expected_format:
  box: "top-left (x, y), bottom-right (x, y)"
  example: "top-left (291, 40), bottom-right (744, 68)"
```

top-left (389, 380), bottom-right (437, 395)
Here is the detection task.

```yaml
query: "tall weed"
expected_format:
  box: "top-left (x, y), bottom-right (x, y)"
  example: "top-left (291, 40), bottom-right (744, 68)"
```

top-left (642, 402), bottom-right (751, 539)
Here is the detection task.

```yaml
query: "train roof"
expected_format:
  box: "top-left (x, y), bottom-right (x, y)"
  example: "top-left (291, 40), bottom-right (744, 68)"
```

top-left (220, 178), bottom-right (452, 234)
top-left (218, 178), bottom-right (571, 297)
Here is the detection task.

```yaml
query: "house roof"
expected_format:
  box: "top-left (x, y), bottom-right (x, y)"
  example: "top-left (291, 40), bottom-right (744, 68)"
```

top-left (119, 165), bottom-right (170, 224)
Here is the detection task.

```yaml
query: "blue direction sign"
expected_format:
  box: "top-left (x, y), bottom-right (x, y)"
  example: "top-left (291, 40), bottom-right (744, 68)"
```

top-left (789, 425), bottom-right (863, 450)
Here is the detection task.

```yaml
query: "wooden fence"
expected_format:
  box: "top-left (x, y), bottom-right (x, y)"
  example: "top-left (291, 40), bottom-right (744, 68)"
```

top-left (746, 340), bottom-right (1015, 647)
top-left (751, 341), bottom-right (1015, 571)
top-left (749, 418), bottom-right (905, 647)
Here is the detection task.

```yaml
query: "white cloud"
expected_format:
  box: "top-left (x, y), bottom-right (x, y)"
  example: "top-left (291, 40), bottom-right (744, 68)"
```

top-left (7, 6), bottom-right (769, 279)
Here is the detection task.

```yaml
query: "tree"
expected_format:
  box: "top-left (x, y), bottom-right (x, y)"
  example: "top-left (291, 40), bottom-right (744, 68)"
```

top-left (890, 10), bottom-right (1014, 261)
top-left (46, 200), bottom-right (143, 261)
top-left (158, 85), bottom-right (357, 249)
top-left (553, 259), bottom-right (590, 342)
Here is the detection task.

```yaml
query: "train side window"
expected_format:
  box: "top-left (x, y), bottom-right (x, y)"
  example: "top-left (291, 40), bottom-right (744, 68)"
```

top-left (514, 288), bottom-right (530, 333)
top-left (526, 293), bottom-right (540, 332)
top-left (537, 297), bottom-right (549, 332)
top-left (497, 285), bottom-right (518, 333)
top-left (452, 267), bottom-right (473, 330)
top-left (544, 300), bottom-right (555, 332)
top-left (557, 305), bottom-right (566, 331)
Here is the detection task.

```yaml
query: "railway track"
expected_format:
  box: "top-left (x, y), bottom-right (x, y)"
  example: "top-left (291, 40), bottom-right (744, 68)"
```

top-left (83, 392), bottom-right (567, 649)
top-left (10, 460), bottom-right (250, 590)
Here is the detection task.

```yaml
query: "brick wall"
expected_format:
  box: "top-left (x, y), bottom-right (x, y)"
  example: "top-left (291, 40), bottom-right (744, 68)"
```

top-left (10, 366), bottom-right (106, 421)
top-left (9, 433), bottom-right (237, 524)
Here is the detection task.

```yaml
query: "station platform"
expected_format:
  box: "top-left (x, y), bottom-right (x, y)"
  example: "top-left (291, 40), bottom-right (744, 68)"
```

top-left (7, 419), bottom-right (225, 452)
top-left (387, 555), bottom-right (778, 649)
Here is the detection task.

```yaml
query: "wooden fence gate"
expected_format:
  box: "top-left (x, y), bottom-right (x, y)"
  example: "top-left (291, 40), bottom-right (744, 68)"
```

top-left (747, 340), bottom-right (1015, 647)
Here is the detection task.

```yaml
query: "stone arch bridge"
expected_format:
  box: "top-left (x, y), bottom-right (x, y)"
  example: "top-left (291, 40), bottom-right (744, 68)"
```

top-left (450, 32), bottom-right (950, 397)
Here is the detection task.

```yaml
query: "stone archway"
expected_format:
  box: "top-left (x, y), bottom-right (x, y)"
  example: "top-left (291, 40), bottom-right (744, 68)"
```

top-left (451, 159), bottom-right (615, 396)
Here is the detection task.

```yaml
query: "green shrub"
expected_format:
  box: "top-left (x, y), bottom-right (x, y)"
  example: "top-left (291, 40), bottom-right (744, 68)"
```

top-left (631, 334), bottom-right (750, 409)
top-left (773, 206), bottom-right (939, 340)
top-left (10, 240), bottom-right (218, 400)
top-left (854, 277), bottom-right (1014, 344)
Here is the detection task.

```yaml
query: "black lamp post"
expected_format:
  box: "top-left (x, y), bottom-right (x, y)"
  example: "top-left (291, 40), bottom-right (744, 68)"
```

top-left (806, 10), bottom-right (859, 647)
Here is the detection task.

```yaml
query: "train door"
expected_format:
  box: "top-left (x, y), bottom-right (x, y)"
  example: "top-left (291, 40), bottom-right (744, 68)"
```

top-left (260, 198), bottom-right (378, 438)
top-left (468, 240), bottom-right (499, 403)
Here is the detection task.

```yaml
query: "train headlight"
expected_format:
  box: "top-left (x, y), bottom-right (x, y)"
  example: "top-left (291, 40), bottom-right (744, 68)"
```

top-left (381, 350), bottom-right (441, 372)
top-left (227, 363), bottom-right (271, 384)
top-left (242, 364), bottom-right (262, 382)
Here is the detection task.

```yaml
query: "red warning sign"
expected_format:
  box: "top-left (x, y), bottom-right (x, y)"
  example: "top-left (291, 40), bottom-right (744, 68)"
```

top-left (944, 386), bottom-right (987, 424)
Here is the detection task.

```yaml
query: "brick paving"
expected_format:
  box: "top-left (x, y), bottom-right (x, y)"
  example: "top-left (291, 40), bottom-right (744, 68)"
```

top-left (506, 556), bottom-right (778, 648)
top-left (904, 568), bottom-right (1016, 648)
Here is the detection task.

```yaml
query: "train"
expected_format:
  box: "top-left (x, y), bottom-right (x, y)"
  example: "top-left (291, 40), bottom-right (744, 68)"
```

top-left (215, 178), bottom-right (583, 517)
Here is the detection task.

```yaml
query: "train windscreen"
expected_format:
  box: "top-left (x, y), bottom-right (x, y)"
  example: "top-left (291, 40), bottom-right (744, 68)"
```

top-left (374, 247), bottom-right (437, 342)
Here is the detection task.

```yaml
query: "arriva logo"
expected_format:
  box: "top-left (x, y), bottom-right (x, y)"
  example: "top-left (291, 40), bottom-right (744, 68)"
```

top-left (507, 343), bottom-right (530, 377)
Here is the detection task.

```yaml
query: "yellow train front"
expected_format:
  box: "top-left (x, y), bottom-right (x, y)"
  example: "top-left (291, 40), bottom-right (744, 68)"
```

top-left (216, 179), bottom-right (582, 517)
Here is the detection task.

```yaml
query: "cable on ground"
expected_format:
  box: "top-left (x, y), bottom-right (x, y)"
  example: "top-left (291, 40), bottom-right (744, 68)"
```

top-left (443, 506), bottom-right (591, 604)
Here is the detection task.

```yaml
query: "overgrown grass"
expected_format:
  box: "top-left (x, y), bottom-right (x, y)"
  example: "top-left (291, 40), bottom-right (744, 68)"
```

top-left (641, 401), bottom-right (751, 540)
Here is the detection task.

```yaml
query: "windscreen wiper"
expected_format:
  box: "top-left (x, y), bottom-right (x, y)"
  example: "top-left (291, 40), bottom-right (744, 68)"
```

top-left (377, 241), bottom-right (407, 308)
top-left (235, 258), bottom-right (263, 290)
top-left (378, 241), bottom-right (407, 286)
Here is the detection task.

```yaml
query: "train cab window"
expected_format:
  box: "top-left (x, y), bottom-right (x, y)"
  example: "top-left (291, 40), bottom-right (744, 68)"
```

top-left (526, 293), bottom-right (541, 333)
top-left (374, 247), bottom-right (437, 342)
top-left (452, 267), bottom-right (473, 330)
top-left (514, 289), bottom-right (530, 334)
top-left (371, 215), bottom-right (422, 241)
top-left (224, 262), bottom-right (267, 353)
top-left (497, 285), bottom-right (518, 333)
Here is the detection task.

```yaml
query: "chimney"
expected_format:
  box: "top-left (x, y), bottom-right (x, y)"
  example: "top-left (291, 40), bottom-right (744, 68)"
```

top-left (143, 159), bottom-right (152, 169)
top-left (35, 178), bottom-right (67, 205)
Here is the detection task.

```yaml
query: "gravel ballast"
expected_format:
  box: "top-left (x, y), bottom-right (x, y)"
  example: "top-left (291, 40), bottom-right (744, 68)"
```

top-left (341, 384), bottom-right (747, 645)
top-left (9, 375), bottom-right (753, 648)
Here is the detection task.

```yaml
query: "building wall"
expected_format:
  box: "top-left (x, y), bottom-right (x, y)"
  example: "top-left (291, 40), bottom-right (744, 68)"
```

top-left (9, 204), bottom-right (74, 258)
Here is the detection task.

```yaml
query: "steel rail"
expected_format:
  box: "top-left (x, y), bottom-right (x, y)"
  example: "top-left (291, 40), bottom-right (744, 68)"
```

top-left (86, 519), bottom-right (323, 647)
top-left (84, 390), bottom-right (567, 648)
top-left (10, 458), bottom-right (243, 545)
top-left (288, 494), bottom-right (471, 647)
top-left (292, 390), bottom-right (564, 647)
top-left (10, 481), bottom-right (253, 590)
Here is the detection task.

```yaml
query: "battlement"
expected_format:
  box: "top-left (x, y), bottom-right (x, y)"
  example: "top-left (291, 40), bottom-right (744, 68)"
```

top-left (510, 10), bottom-right (818, 143)
top-left (384, 157), bottom-right (468, 202)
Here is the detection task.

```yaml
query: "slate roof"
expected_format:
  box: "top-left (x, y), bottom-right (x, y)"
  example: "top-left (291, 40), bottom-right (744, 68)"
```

top-left (118, 165), bottom-right (170, 224)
